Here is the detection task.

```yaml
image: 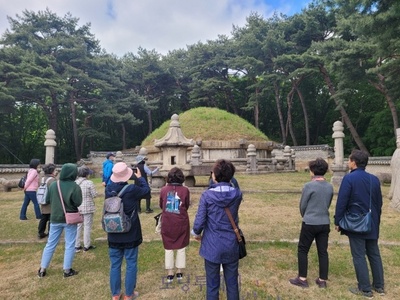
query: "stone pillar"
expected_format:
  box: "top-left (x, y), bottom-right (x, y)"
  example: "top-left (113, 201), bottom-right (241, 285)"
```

top-left (283, 146), bottom-right (293, 170)
top-left (191, 145), bottom-right (202, 166)
top-left (115, 151), bottom-right (124, 163)
top-left (331, 121), bottom-right (348, 186)
top-left (246, 144), bottom-right (257, 173)
top-left (44, 129), bottom-right (57, 164)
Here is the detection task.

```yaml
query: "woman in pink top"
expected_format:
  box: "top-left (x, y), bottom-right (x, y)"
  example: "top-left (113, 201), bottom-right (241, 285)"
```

top-left (19, 158), bottom-right (42, 220)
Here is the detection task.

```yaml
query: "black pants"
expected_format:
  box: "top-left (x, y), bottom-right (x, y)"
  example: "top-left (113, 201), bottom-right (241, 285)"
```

top-left (38, 213), bottom-right (50, 236)
top-left (297, 222), bottom-right (330, 279)
top-left (139, 193), bottom-right (152, 212)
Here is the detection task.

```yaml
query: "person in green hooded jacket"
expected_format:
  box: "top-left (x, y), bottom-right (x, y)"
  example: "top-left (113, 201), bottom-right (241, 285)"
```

top-left (37, 163), bottom-right (82, 278)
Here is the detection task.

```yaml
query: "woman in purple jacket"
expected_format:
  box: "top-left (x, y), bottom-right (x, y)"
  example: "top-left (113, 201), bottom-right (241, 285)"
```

top-left (192, 159), bottom-right (243, 300)
top-left (159, 167), bottom-right (190, 282)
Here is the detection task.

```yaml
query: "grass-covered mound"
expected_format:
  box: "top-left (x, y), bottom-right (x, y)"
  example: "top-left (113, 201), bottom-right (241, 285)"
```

top-left (142, 107), bottom-right (269, 147)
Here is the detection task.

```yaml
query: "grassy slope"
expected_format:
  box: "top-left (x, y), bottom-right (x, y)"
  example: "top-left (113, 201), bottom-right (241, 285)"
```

top-left (142, 107), bottom-right (270, 147)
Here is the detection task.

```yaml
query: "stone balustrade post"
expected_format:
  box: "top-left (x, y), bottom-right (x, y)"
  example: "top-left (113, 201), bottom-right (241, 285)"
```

top-left (44, 129), bottom-right (57, 164)
top-left (246, 144), bottom-right (257, 173)
top-left (331, 121), bottom-right (348, 186)
top-left (191, 145), bottom-right (202, 166)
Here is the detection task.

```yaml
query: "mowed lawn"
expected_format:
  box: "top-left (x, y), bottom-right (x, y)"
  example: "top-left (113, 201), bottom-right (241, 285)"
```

top-left (1, 172), bottom-right (400, 299)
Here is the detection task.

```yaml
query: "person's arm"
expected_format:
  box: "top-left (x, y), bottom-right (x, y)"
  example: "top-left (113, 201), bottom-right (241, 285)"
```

top-left (132, 177), bottom-right (151, 199)
top-left (23, 169), bottom-right (37, 191)
top-left (299, 184), bottom-right (311, 217)
top-left (192, 193), bottom-right (207, 236)
top-left (89, 181), bottom-right (98, 199)
top-left (334, 176), bottom-right (351, 229)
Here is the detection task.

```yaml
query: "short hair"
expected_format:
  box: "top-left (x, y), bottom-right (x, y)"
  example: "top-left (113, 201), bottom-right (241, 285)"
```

top-left (167, 167), bottom-right (185, 184)
top-left (29, 158), bottom-right (40, 169)
top-left (78, 166), bottom-right (91, 178)
top-left (212, 159), bottom-right (235, 183)
top-left (308, 158), bottom-right (329, 176)
top-left (349, 149), bottom-right (369, 168)
top-left (43, 163), bottom-right (56, 175)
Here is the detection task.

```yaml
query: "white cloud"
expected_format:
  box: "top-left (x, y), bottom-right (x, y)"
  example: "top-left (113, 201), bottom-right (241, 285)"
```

top-left (0, 0), bottom-right (310, 57)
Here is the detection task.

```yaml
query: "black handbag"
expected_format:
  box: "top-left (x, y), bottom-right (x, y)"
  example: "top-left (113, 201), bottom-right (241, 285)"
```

top-left (18, 173), bottom-right (27, 188)
top-left (338, 177), bottom-right (372, 234)
top-left (224, 207), bottom-right (247, 259)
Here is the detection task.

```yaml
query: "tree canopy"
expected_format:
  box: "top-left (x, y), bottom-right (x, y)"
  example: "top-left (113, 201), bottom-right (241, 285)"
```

top-left (0, 0), bottom-right (399, 163)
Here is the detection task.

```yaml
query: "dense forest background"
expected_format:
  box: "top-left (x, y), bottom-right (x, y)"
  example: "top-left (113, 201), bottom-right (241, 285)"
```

top-left (0, 0), bottom-right (399, 164)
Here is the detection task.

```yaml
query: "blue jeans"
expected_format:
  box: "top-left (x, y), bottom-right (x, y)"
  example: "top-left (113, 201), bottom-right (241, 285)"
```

top-left (297, 222), bottom-right (330, 279)
top-left (204, 259), bottom-right (239, 300)
top-left (20, 191), bottom-right (42, 219)
top-left (109, 247), bottom-right (139, 297)
top-left (40, 223), bottom-right (77, 270)
top-left (348, 237), bottom-right (384, 292)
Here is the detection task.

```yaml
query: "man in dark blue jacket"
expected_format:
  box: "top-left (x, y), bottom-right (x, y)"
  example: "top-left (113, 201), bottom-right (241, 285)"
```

top-left (335, 150), bottom-right (384, 298)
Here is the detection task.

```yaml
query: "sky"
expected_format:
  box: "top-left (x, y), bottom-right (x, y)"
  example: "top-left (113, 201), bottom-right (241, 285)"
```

top-left (0, 0), bottom-right (312, 57)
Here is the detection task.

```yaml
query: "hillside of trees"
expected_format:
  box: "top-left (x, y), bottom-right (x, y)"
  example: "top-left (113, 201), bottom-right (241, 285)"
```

top-left (0, 0), bottom-right (399, 164)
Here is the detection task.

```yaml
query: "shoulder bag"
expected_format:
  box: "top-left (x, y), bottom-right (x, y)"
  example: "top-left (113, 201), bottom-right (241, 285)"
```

top-left (338, 177), bottom-right (372, 234)
top-left (224, 207), bottom-right (247, 259)
top-left (57, 180), bottom-right (83, 224)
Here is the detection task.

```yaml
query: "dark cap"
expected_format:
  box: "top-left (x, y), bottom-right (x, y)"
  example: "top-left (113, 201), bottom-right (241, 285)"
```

top-left (106, 152), bottom-right (115, 159)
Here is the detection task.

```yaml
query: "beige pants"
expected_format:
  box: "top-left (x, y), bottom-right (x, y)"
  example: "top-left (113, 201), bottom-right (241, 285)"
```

top-left (165, 247), bottom-right (186, 270)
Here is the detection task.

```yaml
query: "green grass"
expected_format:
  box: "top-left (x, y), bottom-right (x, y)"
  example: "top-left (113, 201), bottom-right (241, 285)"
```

top-left (1, 174), bottom-right (400, 299)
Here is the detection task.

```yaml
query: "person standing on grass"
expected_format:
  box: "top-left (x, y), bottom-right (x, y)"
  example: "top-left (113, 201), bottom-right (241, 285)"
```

top-left (159, 167), bottom-right (190, 283)
top-left (335, 149), bottom-right (385, 298)
top-left (75, 165), bottom-right (98, 252)
top-left (192, 159), bottom-right (243, 300)
top-left (289, 158), bottom-right (333, 289)
top-left (38, 163), bottom-right (82, 278)
top-left (19, 158), bottom-right (41, 220)
top-left (102, 152), bottom-right (115, 192)
top-left (134, 155), bottom-right (159, 213)
top-left (106, 162), bottom-right (150, 300)
top-left (37, 163), bottom-right (57, 239)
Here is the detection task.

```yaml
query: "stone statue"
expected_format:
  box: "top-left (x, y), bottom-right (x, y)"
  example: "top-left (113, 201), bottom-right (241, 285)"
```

top-left (389, 128), bottom-right (400, 212)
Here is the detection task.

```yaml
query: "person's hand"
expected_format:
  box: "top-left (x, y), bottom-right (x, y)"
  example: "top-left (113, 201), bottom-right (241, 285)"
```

top-left (102, 182), bottom-right (106, 187)
top-left (134, 168), bottom-right (142, 178)
top-left (335, 225), bottom-right (340, 232)
top-left (194, 236), bottom-right (201, 242)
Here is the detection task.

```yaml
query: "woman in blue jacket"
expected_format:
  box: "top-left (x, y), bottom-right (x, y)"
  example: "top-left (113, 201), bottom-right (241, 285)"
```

top-left (192, 159), bottom-right (243, 300)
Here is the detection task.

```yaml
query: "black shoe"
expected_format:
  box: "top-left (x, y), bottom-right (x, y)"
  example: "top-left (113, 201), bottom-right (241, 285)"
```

top-left (20, 217), bottom-right (28, 221)
top-left (37, 269), bottom-right (46, 278)
top-left (145, 208), bottom-right (154, 213)
top-left (349, 287), bottom-right (373, 298)
top-left (38, 233), bottom-right (48, 239)
top-left (63, 269), bottom-right (78, 278)
top-left (166, 275), bottom-right (174, 283)
top-left (289, 277), bottom-right (309, 288)
top-left (373, 287), bottom-right (385, 296)
top-left (315, 278), bottom-right (327, 288)
top-left (83, 245), bottom-right (96, 252)
top-left (176, 273), bottom-right (183, 280)
top-left (75, 246), bottom-right (83, 253)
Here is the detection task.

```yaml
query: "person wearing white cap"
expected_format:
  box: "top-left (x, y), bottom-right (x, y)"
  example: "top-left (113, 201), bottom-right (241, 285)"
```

top-left (134, 155), bottom-right (159, 213)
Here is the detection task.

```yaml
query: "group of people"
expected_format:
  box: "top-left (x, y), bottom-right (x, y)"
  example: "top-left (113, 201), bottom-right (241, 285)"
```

top-left (103, 158), bottom-right (243, 300)
top-left (21, 149), bottom-right (385, 299)
top-left (289, 150), bottom-right (385, 298)
top-left (21, 160), bottom-right (98, 252)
